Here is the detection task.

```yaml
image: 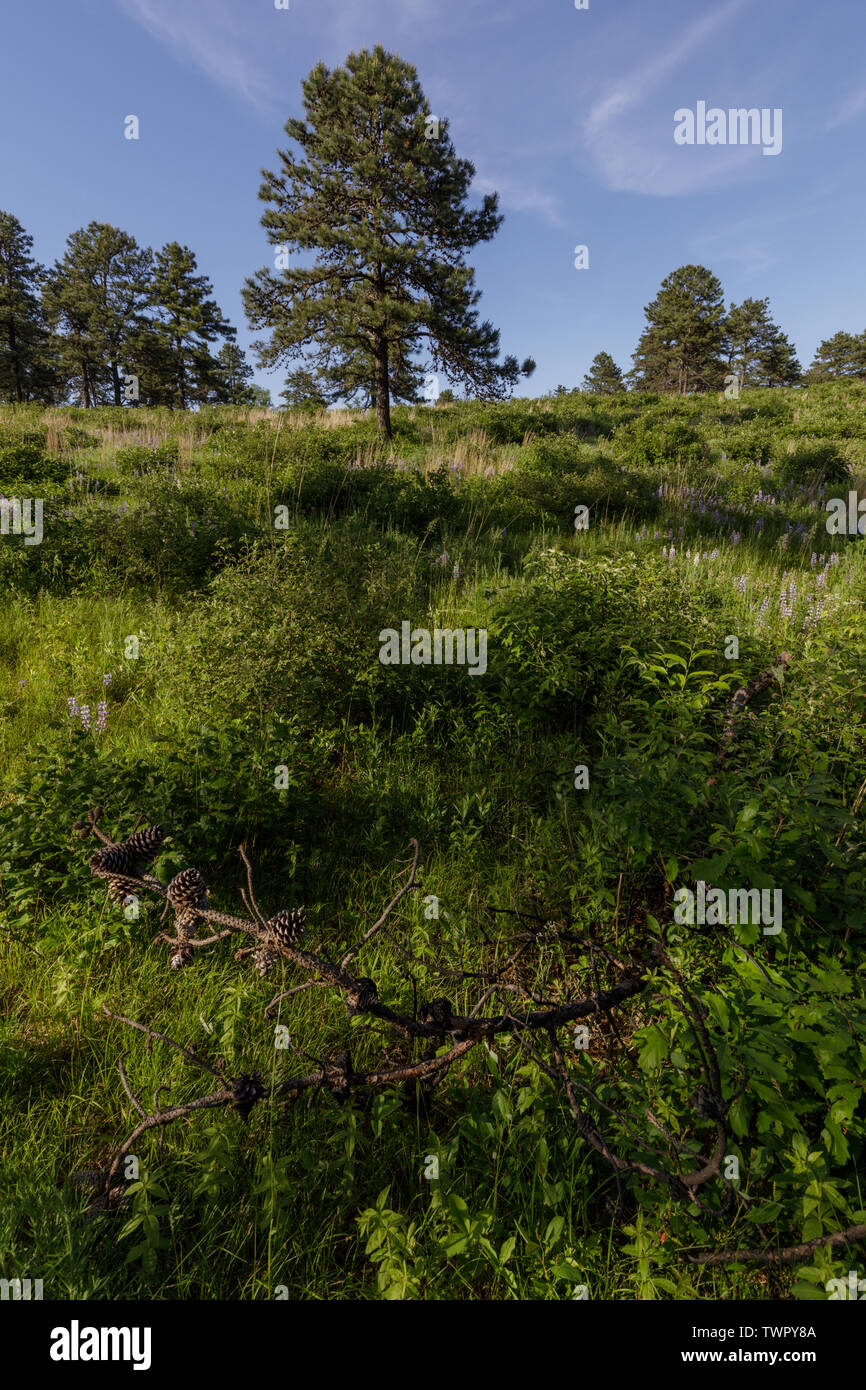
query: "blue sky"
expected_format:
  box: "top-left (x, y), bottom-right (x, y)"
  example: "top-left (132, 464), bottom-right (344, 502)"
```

top-left (2, 0), bottom-right (864, 399)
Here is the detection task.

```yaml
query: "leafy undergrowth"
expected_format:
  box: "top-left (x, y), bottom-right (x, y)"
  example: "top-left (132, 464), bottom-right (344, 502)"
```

top-left (1, 385), bottom-right (864, 1300)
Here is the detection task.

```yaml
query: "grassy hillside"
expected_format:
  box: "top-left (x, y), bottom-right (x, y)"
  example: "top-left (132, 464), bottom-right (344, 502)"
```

top-left (1, 384), bottom-right (864, 1300)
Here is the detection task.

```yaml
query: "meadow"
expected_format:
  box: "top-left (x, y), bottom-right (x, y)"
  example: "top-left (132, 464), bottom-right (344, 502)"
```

top-left (1, 383), bottom-right (864, 1300)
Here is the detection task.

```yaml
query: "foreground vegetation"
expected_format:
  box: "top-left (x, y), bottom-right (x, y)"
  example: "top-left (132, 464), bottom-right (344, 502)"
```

top-left (1, 383), bottom-right (864, 1300)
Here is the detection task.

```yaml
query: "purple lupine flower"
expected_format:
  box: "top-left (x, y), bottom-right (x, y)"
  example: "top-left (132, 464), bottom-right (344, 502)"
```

top-left (103, 672), bottom-right (113, 686)
top-left (810, 553), bottom-right (817, 568)
top-left (67, 696), bottom-right (79, 717)
top-left (95, 701), bottom-right (108, 734)
top-left (79, 704), bottom-right (91, 731)
top-left (758, 596), bottom-right (770, 619)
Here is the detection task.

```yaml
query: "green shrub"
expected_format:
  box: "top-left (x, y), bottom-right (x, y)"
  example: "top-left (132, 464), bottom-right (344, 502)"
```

top-left (776, 438), bottom-right (850, 486)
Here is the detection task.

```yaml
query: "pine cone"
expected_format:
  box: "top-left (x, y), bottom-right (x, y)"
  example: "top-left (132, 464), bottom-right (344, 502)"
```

top-left (232, 1071), bottom-right (265, 1122)
top-left (347, 978), bottom-right (378, 1017)
top-left (174, 908), bottom-right (200, 940)
top-left (266, 908), bottom-right (306, 950)
top-left (122, 824), bottom-right (164, 864)
top-left (418, 997), bottom-right (454, 1028)
top-left (254, 946), bottom-right (279, 978)
top-left (167, 868), bottom-right (208, 912)
top-left (90, 844), bottom-right (138, 878)
top-left (105, 876), bottom-right (141, 907)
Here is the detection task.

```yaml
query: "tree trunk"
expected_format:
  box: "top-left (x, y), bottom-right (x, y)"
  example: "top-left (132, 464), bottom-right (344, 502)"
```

top-left (9, 320), bottom-right (24, 403)
top-left (374, 335), bottom-right (392, 438)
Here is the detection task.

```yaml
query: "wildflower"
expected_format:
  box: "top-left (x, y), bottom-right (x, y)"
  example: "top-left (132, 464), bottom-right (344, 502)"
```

top-left (67, 696), bottom-right (79, 717)
top-left (103, 672), bottom-right (112, 686)
top-left (452, 562), bottom-right (461, 579)
top-left (95, 701), bottom-right (108, 734)
top-left (79, 704), bottom-right (91, 731)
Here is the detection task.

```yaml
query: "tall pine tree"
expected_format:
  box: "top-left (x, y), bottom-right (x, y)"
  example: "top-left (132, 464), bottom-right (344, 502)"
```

top-left (0, 211), bottom-right (55, 403)
top-left (243, 45), bottom-right (534, 438)
top-left (629, 266), bottom-right (726, 394)
top-left (581, 351), bottom-right (624, 394)
top-left (43, 223), bottom-right (153, 406)
top-left (807, 330), bottom-right (866, 381)
top-left (210, 341), bottom-right (256, 403)
top-left (148, 242), bottom-right (234, 408)
top-left (724, 297), bottom-right (801, 388)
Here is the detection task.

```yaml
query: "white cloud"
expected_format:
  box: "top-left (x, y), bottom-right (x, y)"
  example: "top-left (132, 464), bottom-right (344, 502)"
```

top-left (582, 0), bottom-right (762, 196)
top-left (119, 0), bottom-right (278, 115)
top-left (471, 172), bottom-right (562, 227)
top-left (826, 85), bottom-right (866, 130)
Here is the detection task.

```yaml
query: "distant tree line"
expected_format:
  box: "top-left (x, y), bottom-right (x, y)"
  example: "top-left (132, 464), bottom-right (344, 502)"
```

top-left (0, 210), bottom-right (267, 408)
top-left (562, 264), bottom-right (866, 396)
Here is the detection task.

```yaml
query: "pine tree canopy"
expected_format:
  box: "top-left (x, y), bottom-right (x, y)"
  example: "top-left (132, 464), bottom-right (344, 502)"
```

top-left (43, 222), bottom-right (153, 406)
top-left (807, 329), bottom-right (866, 381)
top-left (628, 264), bottom-right (726, 394)
top-left (149, 242), bottom-right (235, 409)
top-left (243, 45), bottom-right (534, 436)
top-left (724, 297), bottom-right (801, 388)
top-left (0, 210), bottom-right (54, 403)
top-left (581, 351), bottom-right (624, 394)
